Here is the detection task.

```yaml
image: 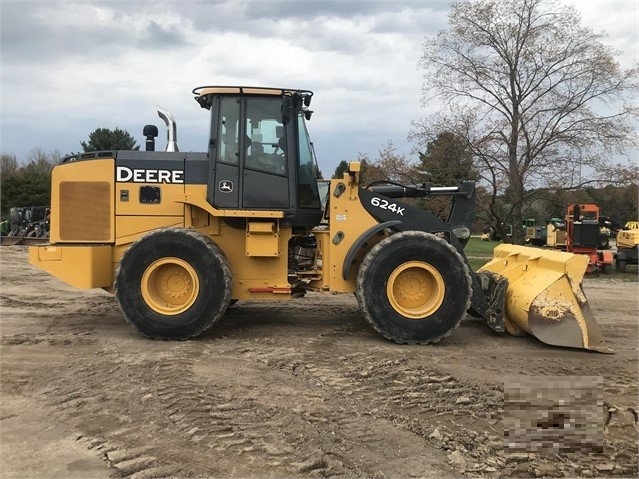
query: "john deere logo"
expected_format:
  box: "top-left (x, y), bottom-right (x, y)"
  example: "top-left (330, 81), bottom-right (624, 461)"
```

top-left (116, 166), bottom-right (184, 184)
top-left (219, 180), bottom-right (234, 193)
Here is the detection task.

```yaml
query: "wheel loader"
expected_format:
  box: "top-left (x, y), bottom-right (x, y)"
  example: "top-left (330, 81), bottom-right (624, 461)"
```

top-left (29, 86), bottom-right (610, 352)
top-left (615, 221), bottom-right (639, 271)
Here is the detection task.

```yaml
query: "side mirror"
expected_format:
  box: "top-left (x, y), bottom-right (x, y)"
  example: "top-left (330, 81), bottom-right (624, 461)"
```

top-left (304, 110), bottom-right (313, 121)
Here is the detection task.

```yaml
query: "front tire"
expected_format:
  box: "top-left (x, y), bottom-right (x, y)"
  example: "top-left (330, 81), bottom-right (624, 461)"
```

top-left (115, 228), bottom-right (232, 339)
top-left (356, 231), bottom-right (471, 344)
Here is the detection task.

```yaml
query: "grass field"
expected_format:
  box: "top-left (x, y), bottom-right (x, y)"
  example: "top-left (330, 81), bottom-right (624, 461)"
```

top-left (463, 237), bottom-right (638, 281)
top-left (464, 236), bottom-right (500, 257)
top-left (464, 236), bottom-right (497, 271)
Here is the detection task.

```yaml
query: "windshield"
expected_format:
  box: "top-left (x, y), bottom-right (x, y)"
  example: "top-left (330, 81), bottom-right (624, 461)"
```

top-left (297, 113), bottom-right (321, 209)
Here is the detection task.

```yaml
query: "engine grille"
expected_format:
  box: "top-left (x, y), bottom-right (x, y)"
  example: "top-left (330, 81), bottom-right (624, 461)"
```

top-left (59, 181), bottom-right (111, 241)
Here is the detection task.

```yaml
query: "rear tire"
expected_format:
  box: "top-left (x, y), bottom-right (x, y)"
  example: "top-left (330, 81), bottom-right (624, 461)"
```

top-left (115, 228), bottom-right (232, 339)
top-left (356, 231), bottom-right (471, 344)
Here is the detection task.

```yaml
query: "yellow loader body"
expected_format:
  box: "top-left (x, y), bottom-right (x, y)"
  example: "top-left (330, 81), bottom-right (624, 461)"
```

top-left (616, 228), bottom-right (639, 250)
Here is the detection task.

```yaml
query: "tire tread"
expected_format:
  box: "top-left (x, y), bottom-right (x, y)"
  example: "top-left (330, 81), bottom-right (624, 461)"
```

top-left (355, 231), bottom-right (471, 345)
top-left (115, 227), bottom-right (232, 340)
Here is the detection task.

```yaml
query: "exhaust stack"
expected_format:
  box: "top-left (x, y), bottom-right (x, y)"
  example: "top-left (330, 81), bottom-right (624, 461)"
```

top-left (157, 106), bottom-right (179, 152)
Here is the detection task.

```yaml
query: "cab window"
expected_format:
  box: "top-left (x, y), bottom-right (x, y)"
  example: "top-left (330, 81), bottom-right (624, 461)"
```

top-left (245, 98), bottom-right (287, 175)
top-left (297, 113), bottom-right (320, 208)
top-left (217, 97), bottom-right (240, 165)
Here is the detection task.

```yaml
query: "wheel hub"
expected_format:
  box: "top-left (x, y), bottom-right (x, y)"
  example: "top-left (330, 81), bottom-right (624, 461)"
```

top-left (387, 261), bottom-right (445, 319)
top-left (161, 269), bottom-right (191, 299)
top-left (396, 271), bottom-right (427, 301)
top-left (141, 258), bottom-right (200, 315)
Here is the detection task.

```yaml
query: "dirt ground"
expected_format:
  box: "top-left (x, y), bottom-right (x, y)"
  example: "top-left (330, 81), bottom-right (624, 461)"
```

top-left (1, 246), bottom-right (637, 479)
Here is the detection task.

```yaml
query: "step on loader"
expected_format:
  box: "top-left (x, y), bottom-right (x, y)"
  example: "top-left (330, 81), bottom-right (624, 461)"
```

top-left (29, 86), bottom-right (611, 352)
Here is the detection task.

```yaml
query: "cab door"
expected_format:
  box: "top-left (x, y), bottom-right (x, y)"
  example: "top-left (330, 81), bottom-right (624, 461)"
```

top-left (242, 97), bottom-right (290, 209)
top-left (210, 96), bottom-right (241, 208)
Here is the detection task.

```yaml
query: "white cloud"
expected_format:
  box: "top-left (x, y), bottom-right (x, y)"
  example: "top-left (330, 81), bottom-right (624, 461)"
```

top-left (570, 0), bottom-right (638, 68)
top-left (0, 0), bottom-right (636, 177)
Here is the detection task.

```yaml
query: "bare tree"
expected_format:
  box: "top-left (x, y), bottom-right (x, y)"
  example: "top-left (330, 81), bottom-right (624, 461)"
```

top-left (1, 154), bottom-right (19, 178)
top-left (411, 0), bottom-right (638, 243)
top-left (359, 141), bottom-right (421, 185)
top-left (1, 149), bottom-right (60, 217)
top-left (25, 148), bottom-right (58, 174)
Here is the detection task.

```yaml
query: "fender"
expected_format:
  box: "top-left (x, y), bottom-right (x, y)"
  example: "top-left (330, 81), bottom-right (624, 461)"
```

top-left (342, 220), bottom-right (400, 280)
top-left (359, 187), bottom-right (475, 251)
top-left (359, 189), bottom-right (456, 238)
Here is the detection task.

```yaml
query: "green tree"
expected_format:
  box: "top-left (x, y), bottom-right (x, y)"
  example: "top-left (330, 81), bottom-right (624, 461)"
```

top-left (417, 131), bottom-right (477, 185)
top-left (332, 160), bottom-right (349, 179)
top-left (81, 127), bottom-right (139, 152)
top-left (1, 149), bottom-right (57, 218)
top-left (541, 184), bottom-right (638, 228)
top-left (415, 132), bottom-right (480, 219)
top-left (412, 0), bottom-right (638, 243)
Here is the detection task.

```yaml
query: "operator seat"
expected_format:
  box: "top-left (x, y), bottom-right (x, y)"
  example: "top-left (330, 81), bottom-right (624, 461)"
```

top-left (247, 141), bottom-right (264, 170)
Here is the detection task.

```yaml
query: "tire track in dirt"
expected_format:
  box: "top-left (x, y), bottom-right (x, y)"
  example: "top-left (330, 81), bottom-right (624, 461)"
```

top-left (236, 344), bottom-right (504, 475)
top-left (30, 326), bottom-right (639, 479)
top-left (1, 286), bottom-right (114, 345)
top-left (235, 336), bottom-right (637, 478)
top-left (151, 358), bottom-right (309, 474)
top-left (216, 304), bottom-right (507, 475)
top-left (38, 347), bottom-right (365, 478)
top-left (39, 353), bottom-right (201, 479)
top-left (196, 346), bottom-right (456, 477)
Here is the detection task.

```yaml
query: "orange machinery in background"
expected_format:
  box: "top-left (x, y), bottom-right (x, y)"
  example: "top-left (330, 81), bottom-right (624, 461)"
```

top-left (564, 204), bottom-right (614, 274)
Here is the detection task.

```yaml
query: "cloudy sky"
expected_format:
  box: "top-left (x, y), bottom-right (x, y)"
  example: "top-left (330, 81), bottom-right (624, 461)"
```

top-left (1, 0), bottom-right (637, 177)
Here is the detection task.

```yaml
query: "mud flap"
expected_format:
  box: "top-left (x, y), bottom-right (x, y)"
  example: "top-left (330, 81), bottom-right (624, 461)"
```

top-left (478, 245), bottom-right (613, 353)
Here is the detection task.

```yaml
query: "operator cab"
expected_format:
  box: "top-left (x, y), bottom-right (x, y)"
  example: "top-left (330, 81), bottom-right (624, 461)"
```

top-left (193, 86), bottom-right (322, 228)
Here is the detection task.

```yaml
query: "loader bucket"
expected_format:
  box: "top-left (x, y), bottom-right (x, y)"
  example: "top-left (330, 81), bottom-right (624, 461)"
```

top-left (478, 245), bottom-right (612, 353)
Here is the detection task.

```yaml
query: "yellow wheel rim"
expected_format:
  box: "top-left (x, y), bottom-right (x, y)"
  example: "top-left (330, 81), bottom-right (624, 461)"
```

top-left (386, 261), bottom-right (445, 319)
top-left (141, 258), bottom-right (199, 315)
